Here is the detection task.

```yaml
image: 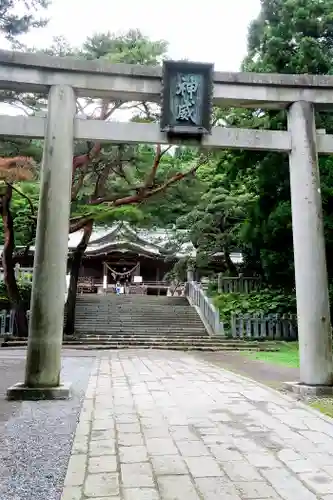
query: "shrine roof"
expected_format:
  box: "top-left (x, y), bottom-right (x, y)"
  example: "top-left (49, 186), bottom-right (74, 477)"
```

top-left (68, 222), bottom-right (196, 258)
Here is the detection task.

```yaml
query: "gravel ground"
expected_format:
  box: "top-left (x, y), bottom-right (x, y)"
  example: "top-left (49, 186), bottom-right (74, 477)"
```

top-left (0, 355), bottom-right (94, 500)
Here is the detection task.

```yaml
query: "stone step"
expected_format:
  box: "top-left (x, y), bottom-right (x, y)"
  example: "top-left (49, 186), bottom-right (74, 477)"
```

top-left (77, 295), bottom-right (188, 300)
top-left (74, 315), bottom-right (203, 321)
top-left (75, 324), bottom-right (205, 328)
top-left (1, 340), bottom-right (279, 352)
top-left (63, 340), bottom-right (278, 348)
top-left (76, 300), bottom-right (190, 306)
top-left (75, 330), bottom-right (208, 336)
top-left (75, 308), bottom-right (198, 313)
top-left (73, 336), bottom-right (277, 343)
top-left (76, 329), bottom-right (207, 338)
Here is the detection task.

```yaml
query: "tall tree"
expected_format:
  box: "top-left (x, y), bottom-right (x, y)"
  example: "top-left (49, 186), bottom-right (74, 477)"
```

top-left (0, 0), bottom-right (49, 41)
top-left (64, 30), bottom-right (168, 335)
top-left (240, 0), bottom-right (333, 286)
top-left (186, 0), bottom-right (333, 289)
top-left (0, 156), bottom-right (36, 335)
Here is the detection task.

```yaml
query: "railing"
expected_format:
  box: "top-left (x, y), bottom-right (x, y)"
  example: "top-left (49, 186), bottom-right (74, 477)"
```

top-left (186, 281), bottom-right (297, 340)
top-left (0, 267), bottom-right (34, 283)
top-left (228, 312), bottom-right (297, 340)
top-left (186, 281), bottom-right (224, 335)
top-left (217, 275), bottom-right (261, 294)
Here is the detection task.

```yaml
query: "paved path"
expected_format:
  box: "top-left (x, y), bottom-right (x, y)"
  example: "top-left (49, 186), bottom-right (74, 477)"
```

top-left (197, 351), bottom-right (299, 390)
top-left (62, 350), bottom-right (333, 500)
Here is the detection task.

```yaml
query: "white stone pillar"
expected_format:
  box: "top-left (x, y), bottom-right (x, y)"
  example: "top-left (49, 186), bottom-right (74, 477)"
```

top-left (12, 85), bottom-right (76, 397)
top-left (103, 262), bottom-right (107, 293)
top-left (288, 100), bottom-right (332, 386)
top-left (187, 267), bottom-right (194, 283)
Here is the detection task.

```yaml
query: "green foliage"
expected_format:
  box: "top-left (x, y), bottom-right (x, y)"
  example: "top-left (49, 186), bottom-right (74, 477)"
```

top-left (179, 0), bottom-right (333, 293)
top-left (213, 289), bottom-right (296, 324)
top-left (0, 0), bottom-right (49, 40)
top-left (0, 181), bottom-right (40, 247)
top-left (164, 257), bottom-right (194, 283)
top-left (83, 29), bottom-right (167, 65)
top-left (0, 279), bottom-right (31, 305)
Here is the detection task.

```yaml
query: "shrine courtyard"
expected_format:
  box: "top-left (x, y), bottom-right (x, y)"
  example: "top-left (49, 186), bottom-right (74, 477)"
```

top-left (2, 349), bottom-right (333, 500)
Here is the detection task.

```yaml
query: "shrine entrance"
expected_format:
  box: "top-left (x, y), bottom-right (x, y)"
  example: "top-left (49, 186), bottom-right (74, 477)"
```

top-left (104, 260), bottom-right (139, 285)
top-left (2, 50), bottom-right (333, 398)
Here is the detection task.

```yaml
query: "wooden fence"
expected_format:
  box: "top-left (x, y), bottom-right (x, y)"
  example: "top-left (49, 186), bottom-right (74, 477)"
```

top-left (0, 308), bottom-right (298, 341)
top-left (217, 275), bottom-right (261, 294)
top-left (226, 312), bottom-right (297, 340)
top-left (0, 310), bottom-right (14, 335)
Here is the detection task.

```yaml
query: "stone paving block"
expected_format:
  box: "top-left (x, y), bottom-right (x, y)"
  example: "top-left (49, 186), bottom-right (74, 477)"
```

top-left (123, 488), bottom-right (160, 500)
top-left (75, 421), bottom-right (90, 436)
top-left (194, 477), bottom-right (242, 499)
top-left (86, 498), bottom-right (121, 500)
top-left (234, 481), bottom-right (280, 498)
top-left (261, 468), bottom-right (317, 500)
top-left (287, 458), bottom-right (320, 474)
top-left (117, 422), bottom-right (141, 433)
top-left (245, 452), bottom-right (282, 469)
top-left (143, 426), bottom-right (171, 438)
top-left (146, 438), bottom-right (179, 456)
top-left (92, 419), bottom-right (115, 431)
top-left (301, 431), bottom-right (333, 445)
top-left (202, 432), bottom-right (234, 445)
top-left (176, 440), bottom-right (210, 457)
top-left (158, 475), bottom-right (200, 500)
top-left (119, 445), bottom-right (149, 463)
top-left (91, 428), bottom-right (115, 441)
top-left (72, 435), bottom-right (89, 454)
top-left (61, 486), bottom-right (82, 500)
top-left (89, 439), bottom-right (116, 456)
top-left (310, 453), bottom-right (333, 467)
top-left (222, 462), bottom-right (262, 482)
top-left (59, 353), bottom-right (333, 500)
top-left (299, 472), bottom-right (333, 495)
top-left (84, 472), bottom-right (120, 497)
top-left (277, 449), bottom-right (304, 463)
top-left (121, 462), bottom-right (155, 488)
top-left (209, 445), bottom-right (244, 462)
top-left (232, 437), bottom-right (262, 452)
top-left (184, 456), bottom-right (223, 477)
top-left (94, 410), bottom-right (114, 420)
top-left (115, 413), bottom-right (140, 424)
top-left (151, 454), bottom-right (188, 475)
top-left (118, 432), bottom-right (144, 446)
top-left (88, 455), bottom-right (117, 473)
top-left (64, 454), bottom-right (86, 486)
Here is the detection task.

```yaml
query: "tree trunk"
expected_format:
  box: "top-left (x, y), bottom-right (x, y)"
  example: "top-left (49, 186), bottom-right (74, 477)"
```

top-left (0, 185), bottom-right (28, 337)
top-left (64, 220), bottom-right (93, 336)
top-left (224, 246), bottom-right (239, 277)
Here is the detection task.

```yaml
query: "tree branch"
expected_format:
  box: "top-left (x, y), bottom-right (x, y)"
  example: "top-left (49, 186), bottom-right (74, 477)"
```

top-left (89, 153), bottom-right (209, 206)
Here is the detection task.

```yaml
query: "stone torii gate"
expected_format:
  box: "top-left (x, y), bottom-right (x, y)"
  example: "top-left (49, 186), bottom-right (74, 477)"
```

top-left (1, 50), bottom-right (333, 398)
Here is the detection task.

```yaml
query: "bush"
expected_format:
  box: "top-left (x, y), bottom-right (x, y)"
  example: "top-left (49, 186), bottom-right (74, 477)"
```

top-left (213, 288), bottom-right (296, 324)
top-left (0, 280), bottom-right (32, 309)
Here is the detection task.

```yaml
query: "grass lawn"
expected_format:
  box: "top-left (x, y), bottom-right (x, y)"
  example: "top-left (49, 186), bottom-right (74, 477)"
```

top-left (242, 342), bottom-right (299, 368)
top-left (242, 342), bottom-right (333, 417)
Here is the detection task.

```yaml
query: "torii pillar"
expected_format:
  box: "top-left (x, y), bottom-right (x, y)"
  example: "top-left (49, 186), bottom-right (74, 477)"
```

top-left (286, 100), bottom-right (333, 395)
top-left (7, 85), bottom-right (76, 400)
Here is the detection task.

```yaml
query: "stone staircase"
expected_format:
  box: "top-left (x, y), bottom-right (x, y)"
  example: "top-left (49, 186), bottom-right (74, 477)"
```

top-left (67, 295), bottom-right (277, 351)
top-left (2, 295), bottom-right (279, 351)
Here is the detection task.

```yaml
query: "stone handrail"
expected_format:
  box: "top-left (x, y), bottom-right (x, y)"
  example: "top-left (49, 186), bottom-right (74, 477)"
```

top-left (186, 281), bottom-right (224, 336)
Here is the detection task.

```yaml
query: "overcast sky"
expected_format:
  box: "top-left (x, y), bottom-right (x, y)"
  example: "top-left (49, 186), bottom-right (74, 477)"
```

top-left (21, 0), bottom-right (261, 72)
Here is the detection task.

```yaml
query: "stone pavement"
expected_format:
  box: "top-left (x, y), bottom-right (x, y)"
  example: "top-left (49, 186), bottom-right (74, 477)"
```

top-left (61, 350), bottom-right (333, 500)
